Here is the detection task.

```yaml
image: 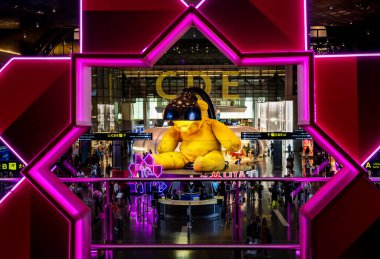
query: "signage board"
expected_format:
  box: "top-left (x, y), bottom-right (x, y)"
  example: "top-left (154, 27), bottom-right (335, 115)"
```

top-left (364, 161), bottom-right (380, 170)
top-left (79, 132), bottom-right (152, 141)
top-left (241, 130), bottom-right (311, 140)
top-left (0, 161), bottom-right (25, 171)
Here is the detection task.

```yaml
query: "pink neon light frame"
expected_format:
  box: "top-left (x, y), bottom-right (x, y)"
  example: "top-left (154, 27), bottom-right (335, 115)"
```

top-left (0, 56), bottom-right (91, 258)
top-left (315, 53), bottom-right (380, 167)
top-left (2, 1), bottom-right (374, 259)
top-left (74, 5), bottom-right (336, 259)
top-left (180, 0), bottom-right (206, 9)
top-left (76, 4), bottom-right (376, 258)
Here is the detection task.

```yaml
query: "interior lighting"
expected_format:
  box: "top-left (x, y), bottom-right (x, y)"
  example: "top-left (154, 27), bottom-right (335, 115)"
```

top-left (0, 49), bottom-right (21, 55)
top-left (36, 22), bottom-right (39, 28)
top-left (180, 0), bottom-right (207, 9)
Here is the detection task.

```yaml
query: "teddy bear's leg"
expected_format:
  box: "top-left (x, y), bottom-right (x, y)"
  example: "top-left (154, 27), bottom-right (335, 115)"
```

top-left (153, 152), bottom-right (186, 169)
top-left (193, 150), bottom-right (225, 172)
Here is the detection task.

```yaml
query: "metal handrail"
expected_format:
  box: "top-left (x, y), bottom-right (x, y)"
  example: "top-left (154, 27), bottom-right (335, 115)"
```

top-left (1, 177), bottom-right (379, 182)
top-left (90, 243), bottom-right (300, 250)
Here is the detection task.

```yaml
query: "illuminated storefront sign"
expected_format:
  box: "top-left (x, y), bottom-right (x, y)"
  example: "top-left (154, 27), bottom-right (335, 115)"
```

top-left (156, 71), bottom-right (240, 99)
top-left (210, 169), bottom-right (258, 178)
top-left (0, 161), bottom-right (24, 171)
top-left (128, 154), bottom-right (167, 193)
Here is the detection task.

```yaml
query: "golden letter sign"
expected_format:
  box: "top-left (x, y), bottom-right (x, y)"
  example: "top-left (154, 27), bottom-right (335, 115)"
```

top-left (156, 71), bottom-right (240, 100)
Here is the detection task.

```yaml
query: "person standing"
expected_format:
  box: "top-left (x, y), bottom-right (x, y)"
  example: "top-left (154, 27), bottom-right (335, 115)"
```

top-left (123, 183), bottom-right (132, 206)
top-left (105, 163), bottom-right (112, 177)
top-left (260, 217), bottom-right (271, 257)
top-left (245, 216), bottom-right (258, 256)
top-left (270, 182), bottom-right (280, 209)
top-left (93, 188), bottom-right (104, 218)
top-left (287, 144), bottom-right (291, 153)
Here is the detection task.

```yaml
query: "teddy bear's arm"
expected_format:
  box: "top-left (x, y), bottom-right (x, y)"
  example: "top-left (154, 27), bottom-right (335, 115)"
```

top-left (157, 126), bottom-right (181, 153)
top-left (210, 120), bottom-right (241, 152)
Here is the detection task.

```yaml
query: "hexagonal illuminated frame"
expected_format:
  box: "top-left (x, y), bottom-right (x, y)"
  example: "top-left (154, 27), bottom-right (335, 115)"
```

top-left (73, 4), bottom-right (367, 257)
top-left (0, 1), bottom-right (377, 258)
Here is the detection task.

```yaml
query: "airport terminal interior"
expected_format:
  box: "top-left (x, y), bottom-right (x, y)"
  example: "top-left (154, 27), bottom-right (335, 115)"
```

top-left (0, 1), bottom-right (380, 259)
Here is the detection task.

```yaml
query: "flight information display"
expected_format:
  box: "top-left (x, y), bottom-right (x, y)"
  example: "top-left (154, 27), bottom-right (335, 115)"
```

top-left (79, 132), bottom-right (152, 141)
top-left (241, 129), bottom-right (311, 140)
top-left (0, 161), bottom-right (25, 171)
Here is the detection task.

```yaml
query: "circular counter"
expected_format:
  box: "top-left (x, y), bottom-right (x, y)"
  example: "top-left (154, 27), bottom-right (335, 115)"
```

top-left (158, 198), bottom-right (222, 220)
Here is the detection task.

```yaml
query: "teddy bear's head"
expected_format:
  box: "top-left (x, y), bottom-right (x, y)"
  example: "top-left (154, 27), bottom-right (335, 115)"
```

top-left (173, 99), bottom-right (209, 136)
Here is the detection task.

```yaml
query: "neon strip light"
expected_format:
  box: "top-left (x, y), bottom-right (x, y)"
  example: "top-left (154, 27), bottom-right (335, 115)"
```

top-left (91, 243), bottom-right (300, 250)
top-left (303, 126), bottom-right (356, 171)
top-left (29, 128), bottom-right (84, 216)
top-left (0, 177), bottom-right (26, 205)
top-left (28, 127), bottom-right (89, 259)
top-left (50, 165), bottom-right (58, 172)
top-left (0, 57), bottom-right (71, 73)
top-left (315, 53), bottom-right (380, 58)
top-left (80, 0), bottom-right (83, 53)
top-left (0, 136), bottom-right (28, 166)
top-left (303, 0), bottom-right (308, 51)
top-left (361, 145), bottom-right (380, 167)
top-left (192, 14), bottom-right (239, 64)
top-left (56, 177), bottom-right (333, 182)
top-left (3, 177), bottom-right (380, 183)
top-left (315, 52), bottom-right (380, 168)
top-left (180, 0), bottom-right (207, 9)
top-left (146, 14), bottom-right (192, 64)
top-left (240, 56), bottom-right (310, 124)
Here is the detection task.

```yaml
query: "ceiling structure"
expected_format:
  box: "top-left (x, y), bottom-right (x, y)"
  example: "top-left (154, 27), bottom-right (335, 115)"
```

top-left (0, 0), bottom-right (380, 63)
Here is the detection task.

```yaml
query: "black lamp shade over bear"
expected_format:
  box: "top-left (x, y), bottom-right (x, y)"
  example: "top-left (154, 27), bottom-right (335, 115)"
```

top-left (163, 90), bottom-right (202, 121)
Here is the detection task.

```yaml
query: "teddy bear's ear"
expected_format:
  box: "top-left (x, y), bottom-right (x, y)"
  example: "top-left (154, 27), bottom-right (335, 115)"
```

top-left (197, 99), bottom-right (209, 111)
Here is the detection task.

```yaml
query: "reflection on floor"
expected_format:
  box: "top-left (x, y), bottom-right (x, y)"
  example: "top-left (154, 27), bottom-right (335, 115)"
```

top-left (88, 155), bottom-right (322, 259)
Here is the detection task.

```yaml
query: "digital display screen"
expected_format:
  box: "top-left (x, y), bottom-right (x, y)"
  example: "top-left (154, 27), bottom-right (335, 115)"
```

top-left (79, 132), bottom-right (152, 141)
top-left (241, 129), bottom-right (311, 140)
top-left (0, 161), bottom-right (25, 171)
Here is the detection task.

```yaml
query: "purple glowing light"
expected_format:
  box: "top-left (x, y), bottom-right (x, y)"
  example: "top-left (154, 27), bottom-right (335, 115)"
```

top-left (80, 0), bottom-right (83, 53)
top-left (241, 55), bottom-right (311, 124)
top-left (0, 136), bottom-right (28, 166)
top-left (180, 0), bottom-right (207, 9)
top-left (146, 13), bottom-right (193, 65)
top-left (0, 57), bottom-right (71, 74)
top-left (50, 165), bottom-right (58, 172)
top-left (128, 154), bottom-right (163, 178)
top-left (0, 177), bottom-right (26, 205)
top-left (361, 145), bottom-right (380, 167)
top-left (192, 14), bottom-right (239, 64)
top-left (315, 53), bottom-right (380, 58)
top-left (28, 126), bottom-right (90, 259)
top-left (314, 52), bottom-right (380, 169)
top-left (303, 0), bottom-right (308, 51)
top-left (302, 126), bottom-right (356, 171)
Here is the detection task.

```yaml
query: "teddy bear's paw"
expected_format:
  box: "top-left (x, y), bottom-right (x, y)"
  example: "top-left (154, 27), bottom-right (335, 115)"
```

top-left (194, 156), bottom-right (207, 171)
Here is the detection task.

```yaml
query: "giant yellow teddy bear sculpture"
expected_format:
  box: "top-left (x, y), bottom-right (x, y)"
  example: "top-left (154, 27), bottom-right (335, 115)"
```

top-left (153, 100), bottom-right (241, 171)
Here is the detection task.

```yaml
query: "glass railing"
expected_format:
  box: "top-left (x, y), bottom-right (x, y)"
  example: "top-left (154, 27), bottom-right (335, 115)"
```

top-left (1, 177), bottom-right (379, 259)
